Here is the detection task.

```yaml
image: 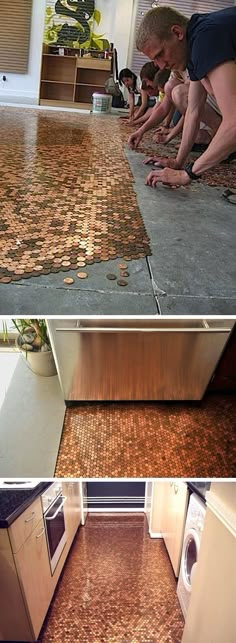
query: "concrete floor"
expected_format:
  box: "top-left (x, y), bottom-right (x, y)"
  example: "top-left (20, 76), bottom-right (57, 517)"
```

top-left (0, 111), bottom-right (235, 315)
top-left (0, 352), bottom-right (65, 477)
top-left (126, 149), bottom-right (236, 315)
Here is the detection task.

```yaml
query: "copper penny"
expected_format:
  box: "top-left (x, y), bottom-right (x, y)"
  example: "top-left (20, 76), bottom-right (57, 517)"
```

top-left (0, 276), bottom-right (12, 283)
top-left (77, 261), bottom-right (86, 267)
top-left (120, 271), bottom-right (129, 278)
top-left (117, 279), bottom-right (128, 287)
top-left (118, 263), bottom-right (128, 269)
top-left (63, 277), bottom-right (74, 285)
top-left (77, 272), bottom-right (88, 279)
top-left (62, 261), bottom-right (71, 267)
top-left (106, 273), bottom-right (117, 281)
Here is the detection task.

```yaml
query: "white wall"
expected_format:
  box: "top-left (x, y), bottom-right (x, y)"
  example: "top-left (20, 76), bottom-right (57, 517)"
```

top-left (97, 0), bottom-right (134, 73)
top-left (0, 1), bottom-right (134, 104)
top-left (182, 482), bottom-right (236, 643)
top-left (0, 0), bottom-right (46, 104)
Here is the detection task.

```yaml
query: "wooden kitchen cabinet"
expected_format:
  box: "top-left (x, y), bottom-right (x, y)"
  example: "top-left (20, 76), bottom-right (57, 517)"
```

top-left (8, 496), bottom-right (43, 554)
top-left (0, 487), bottom-right (81, 642)
top-left (14, 518), bottom-right (52, 640)
top-left (162, 481), bottom-right (188, 577)
top-left (150, 481), bottom-right (188, 577)
top-left (63, 481), bottom-right (81, 546)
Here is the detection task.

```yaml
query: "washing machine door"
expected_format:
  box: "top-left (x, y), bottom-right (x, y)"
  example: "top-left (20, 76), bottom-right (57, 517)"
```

top-left (182, 528), bottom-right (200, 592)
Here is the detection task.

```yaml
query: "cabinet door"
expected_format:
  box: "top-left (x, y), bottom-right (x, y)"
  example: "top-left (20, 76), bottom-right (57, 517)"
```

top-left (164, 482), bottom-right (188, 577)
top-left (63, 481), bottom-right (81, 545)
top-left (14, 518), bottom-right (53, 640)
top-left (71, 481), bottom-right (81, 532)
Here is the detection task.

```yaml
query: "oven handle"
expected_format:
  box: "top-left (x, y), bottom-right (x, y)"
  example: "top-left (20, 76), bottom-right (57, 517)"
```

top-left (45, 496), bottom-right (67, 521)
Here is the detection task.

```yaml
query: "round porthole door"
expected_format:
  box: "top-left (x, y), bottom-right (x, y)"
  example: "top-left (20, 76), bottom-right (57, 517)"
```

top-left (182, 528), bottom-right (200, 592)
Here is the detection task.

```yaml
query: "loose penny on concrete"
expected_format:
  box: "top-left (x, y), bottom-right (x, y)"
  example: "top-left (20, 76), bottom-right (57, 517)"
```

top-left (106, 273), bottom-right (117, 281)
top-left (118, 263), bottom-right (128, 270)
top-left (0, 276), bottom-right (12, 283)
top-left (117, 279), bottom-right (128, 287)
top-left (120, 271), bottom-right (130, 277)
top-left (77, 272), bottom-right (88, 279)
top-left (63, 277), bottom-right (75, 285)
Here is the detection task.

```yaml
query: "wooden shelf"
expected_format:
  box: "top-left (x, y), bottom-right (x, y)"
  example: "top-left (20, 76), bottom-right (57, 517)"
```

top-left (39, 99), bottom-right (92, 111)
top-left (39, 52), bottom-right (112, 108)
top-left (76, 58), bottom-right (111, 70)
top-left (76, 83), bottom-right (105, 88)
top-left (41, 79), bottom-right (75, 85)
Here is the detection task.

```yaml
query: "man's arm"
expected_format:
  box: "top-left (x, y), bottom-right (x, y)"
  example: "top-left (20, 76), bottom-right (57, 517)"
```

top-left (128, 93), bottom-right (172, 148)
top-left (192, 61), bottom-right (236, 174)
top-left (175, 81), bottom-right (207, 167)
top-left (132, 89), bottom-right (148, 121)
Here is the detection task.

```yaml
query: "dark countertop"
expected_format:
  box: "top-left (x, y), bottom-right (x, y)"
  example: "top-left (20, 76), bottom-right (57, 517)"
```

top-left (187, 481), bottom-right (211, 503)
top-left (0, 482), bottom-right (51, 528)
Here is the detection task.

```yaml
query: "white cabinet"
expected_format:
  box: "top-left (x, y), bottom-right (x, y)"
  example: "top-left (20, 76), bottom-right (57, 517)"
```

top-left (163, 481), bottom-right (188, 577)
top-left (149, 481), bottom-right (189, 577)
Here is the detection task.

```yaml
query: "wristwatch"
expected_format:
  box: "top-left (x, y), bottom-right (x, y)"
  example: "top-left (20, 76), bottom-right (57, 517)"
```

top-left (184, 162), bottom-right (202, 180)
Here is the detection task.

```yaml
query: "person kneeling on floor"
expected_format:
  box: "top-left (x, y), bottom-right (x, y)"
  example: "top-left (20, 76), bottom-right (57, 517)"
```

top-left (135, 5), bottom-right (236, 189)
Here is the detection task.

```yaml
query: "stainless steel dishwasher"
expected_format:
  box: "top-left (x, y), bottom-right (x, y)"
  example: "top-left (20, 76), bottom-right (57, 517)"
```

top-left (47, 318), bottom-right (234, 402)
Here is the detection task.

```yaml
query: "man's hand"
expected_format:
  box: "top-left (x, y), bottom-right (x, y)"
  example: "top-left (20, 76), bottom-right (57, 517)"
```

top-left (128, 130), bottom-right (143, 149)
top-left (145, 168), bottom-right (191, 188)
top-left (143, 156), bottom-right (161, 165)
top-left (153, 131), bottom-right (170, 144)
top-left (152, 157), bottom-right (181, 169)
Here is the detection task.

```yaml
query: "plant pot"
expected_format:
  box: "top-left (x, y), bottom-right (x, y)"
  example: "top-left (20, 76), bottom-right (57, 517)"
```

top-left (16, 338), bottom-right (57, 377)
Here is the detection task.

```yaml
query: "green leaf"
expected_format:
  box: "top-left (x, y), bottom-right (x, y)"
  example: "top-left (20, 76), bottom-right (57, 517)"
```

top-left (46, 7), bottom-right (53, 17)
top-left (91, 32), bottom-right (105, 39)
top-left (92, 38), bottom-right (104, 51)
top-left (93, 9), bottom-right (101, 26)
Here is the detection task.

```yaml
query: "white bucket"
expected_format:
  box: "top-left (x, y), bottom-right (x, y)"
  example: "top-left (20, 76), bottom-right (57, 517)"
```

top-left (92, 93), bottom-right (112, 113)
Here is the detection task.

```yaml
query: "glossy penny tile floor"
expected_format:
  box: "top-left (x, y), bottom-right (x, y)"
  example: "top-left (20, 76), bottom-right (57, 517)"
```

top-left (39, 514), bottom-right (184, 643)
top-left (120, 123), bottom-right (236, 189)
top-left (55, 394), bottom-right (236, 478)
top-left (0, 108), bottom-right (151, 284)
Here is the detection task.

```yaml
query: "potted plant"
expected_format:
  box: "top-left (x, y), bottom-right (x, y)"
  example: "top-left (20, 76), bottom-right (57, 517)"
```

top-left (3, 319), bottom-right (57, 377)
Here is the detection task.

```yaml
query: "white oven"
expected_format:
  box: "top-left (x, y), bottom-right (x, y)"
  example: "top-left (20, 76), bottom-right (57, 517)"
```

top-left (41, 482), bottom-right (67, 574)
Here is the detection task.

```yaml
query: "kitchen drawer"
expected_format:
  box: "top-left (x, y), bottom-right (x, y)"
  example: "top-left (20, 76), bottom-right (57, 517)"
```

top-left (47, 318), bottom-right (233, 401)
top-left (9, 497), bottom-right (43, 554)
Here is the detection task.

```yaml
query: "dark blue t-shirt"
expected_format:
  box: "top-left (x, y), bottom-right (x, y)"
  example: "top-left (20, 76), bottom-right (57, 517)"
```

top-left (187, 7), bottom-right (236, 81)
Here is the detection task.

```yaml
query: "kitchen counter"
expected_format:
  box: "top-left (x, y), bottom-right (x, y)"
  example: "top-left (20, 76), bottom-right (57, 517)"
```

top-left (187, 481), bottom-right (211, 503)
top-left (0, 482), bottom-right (51, 528)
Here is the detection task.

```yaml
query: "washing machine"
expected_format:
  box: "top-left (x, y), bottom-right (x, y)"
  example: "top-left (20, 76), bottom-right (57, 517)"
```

top-left (177, 493), bottom-right (206, 619)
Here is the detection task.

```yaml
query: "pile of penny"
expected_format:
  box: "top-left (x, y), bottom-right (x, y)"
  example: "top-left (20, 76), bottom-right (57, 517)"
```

top-left (105, 262), bottom-right (130, 287)
top-left (0, 109), bottom-right (151, 284)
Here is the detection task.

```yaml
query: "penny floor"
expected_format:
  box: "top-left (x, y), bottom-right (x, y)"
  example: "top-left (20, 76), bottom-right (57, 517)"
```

top-left (0, 108), bottom-right (150, 285)
top-left (55, 394), bottom-right (236, 478)
top-left (39, 513), bottom-right (185, 643)
top-left (0, 107), bottom-right (235, 315)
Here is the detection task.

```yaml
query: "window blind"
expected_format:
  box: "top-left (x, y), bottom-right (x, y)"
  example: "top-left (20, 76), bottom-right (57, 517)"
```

top-left (157, 1), bottom-right (234, 17)
top-left (0, 0), bottom-right (33, 73)
top-left (131, 0), bottom-right (234, 75)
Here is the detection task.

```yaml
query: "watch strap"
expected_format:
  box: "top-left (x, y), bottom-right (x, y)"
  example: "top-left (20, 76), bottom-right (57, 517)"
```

top-left (184, 162), bottom-right (202, 180)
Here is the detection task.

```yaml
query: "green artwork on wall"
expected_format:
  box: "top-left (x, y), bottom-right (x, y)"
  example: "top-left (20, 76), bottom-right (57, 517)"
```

top-left (44, 0), bottom-right (110, 50)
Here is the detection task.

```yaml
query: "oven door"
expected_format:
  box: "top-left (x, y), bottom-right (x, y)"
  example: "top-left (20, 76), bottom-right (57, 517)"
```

top-left (44, 494), bottom-right (67, 574)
